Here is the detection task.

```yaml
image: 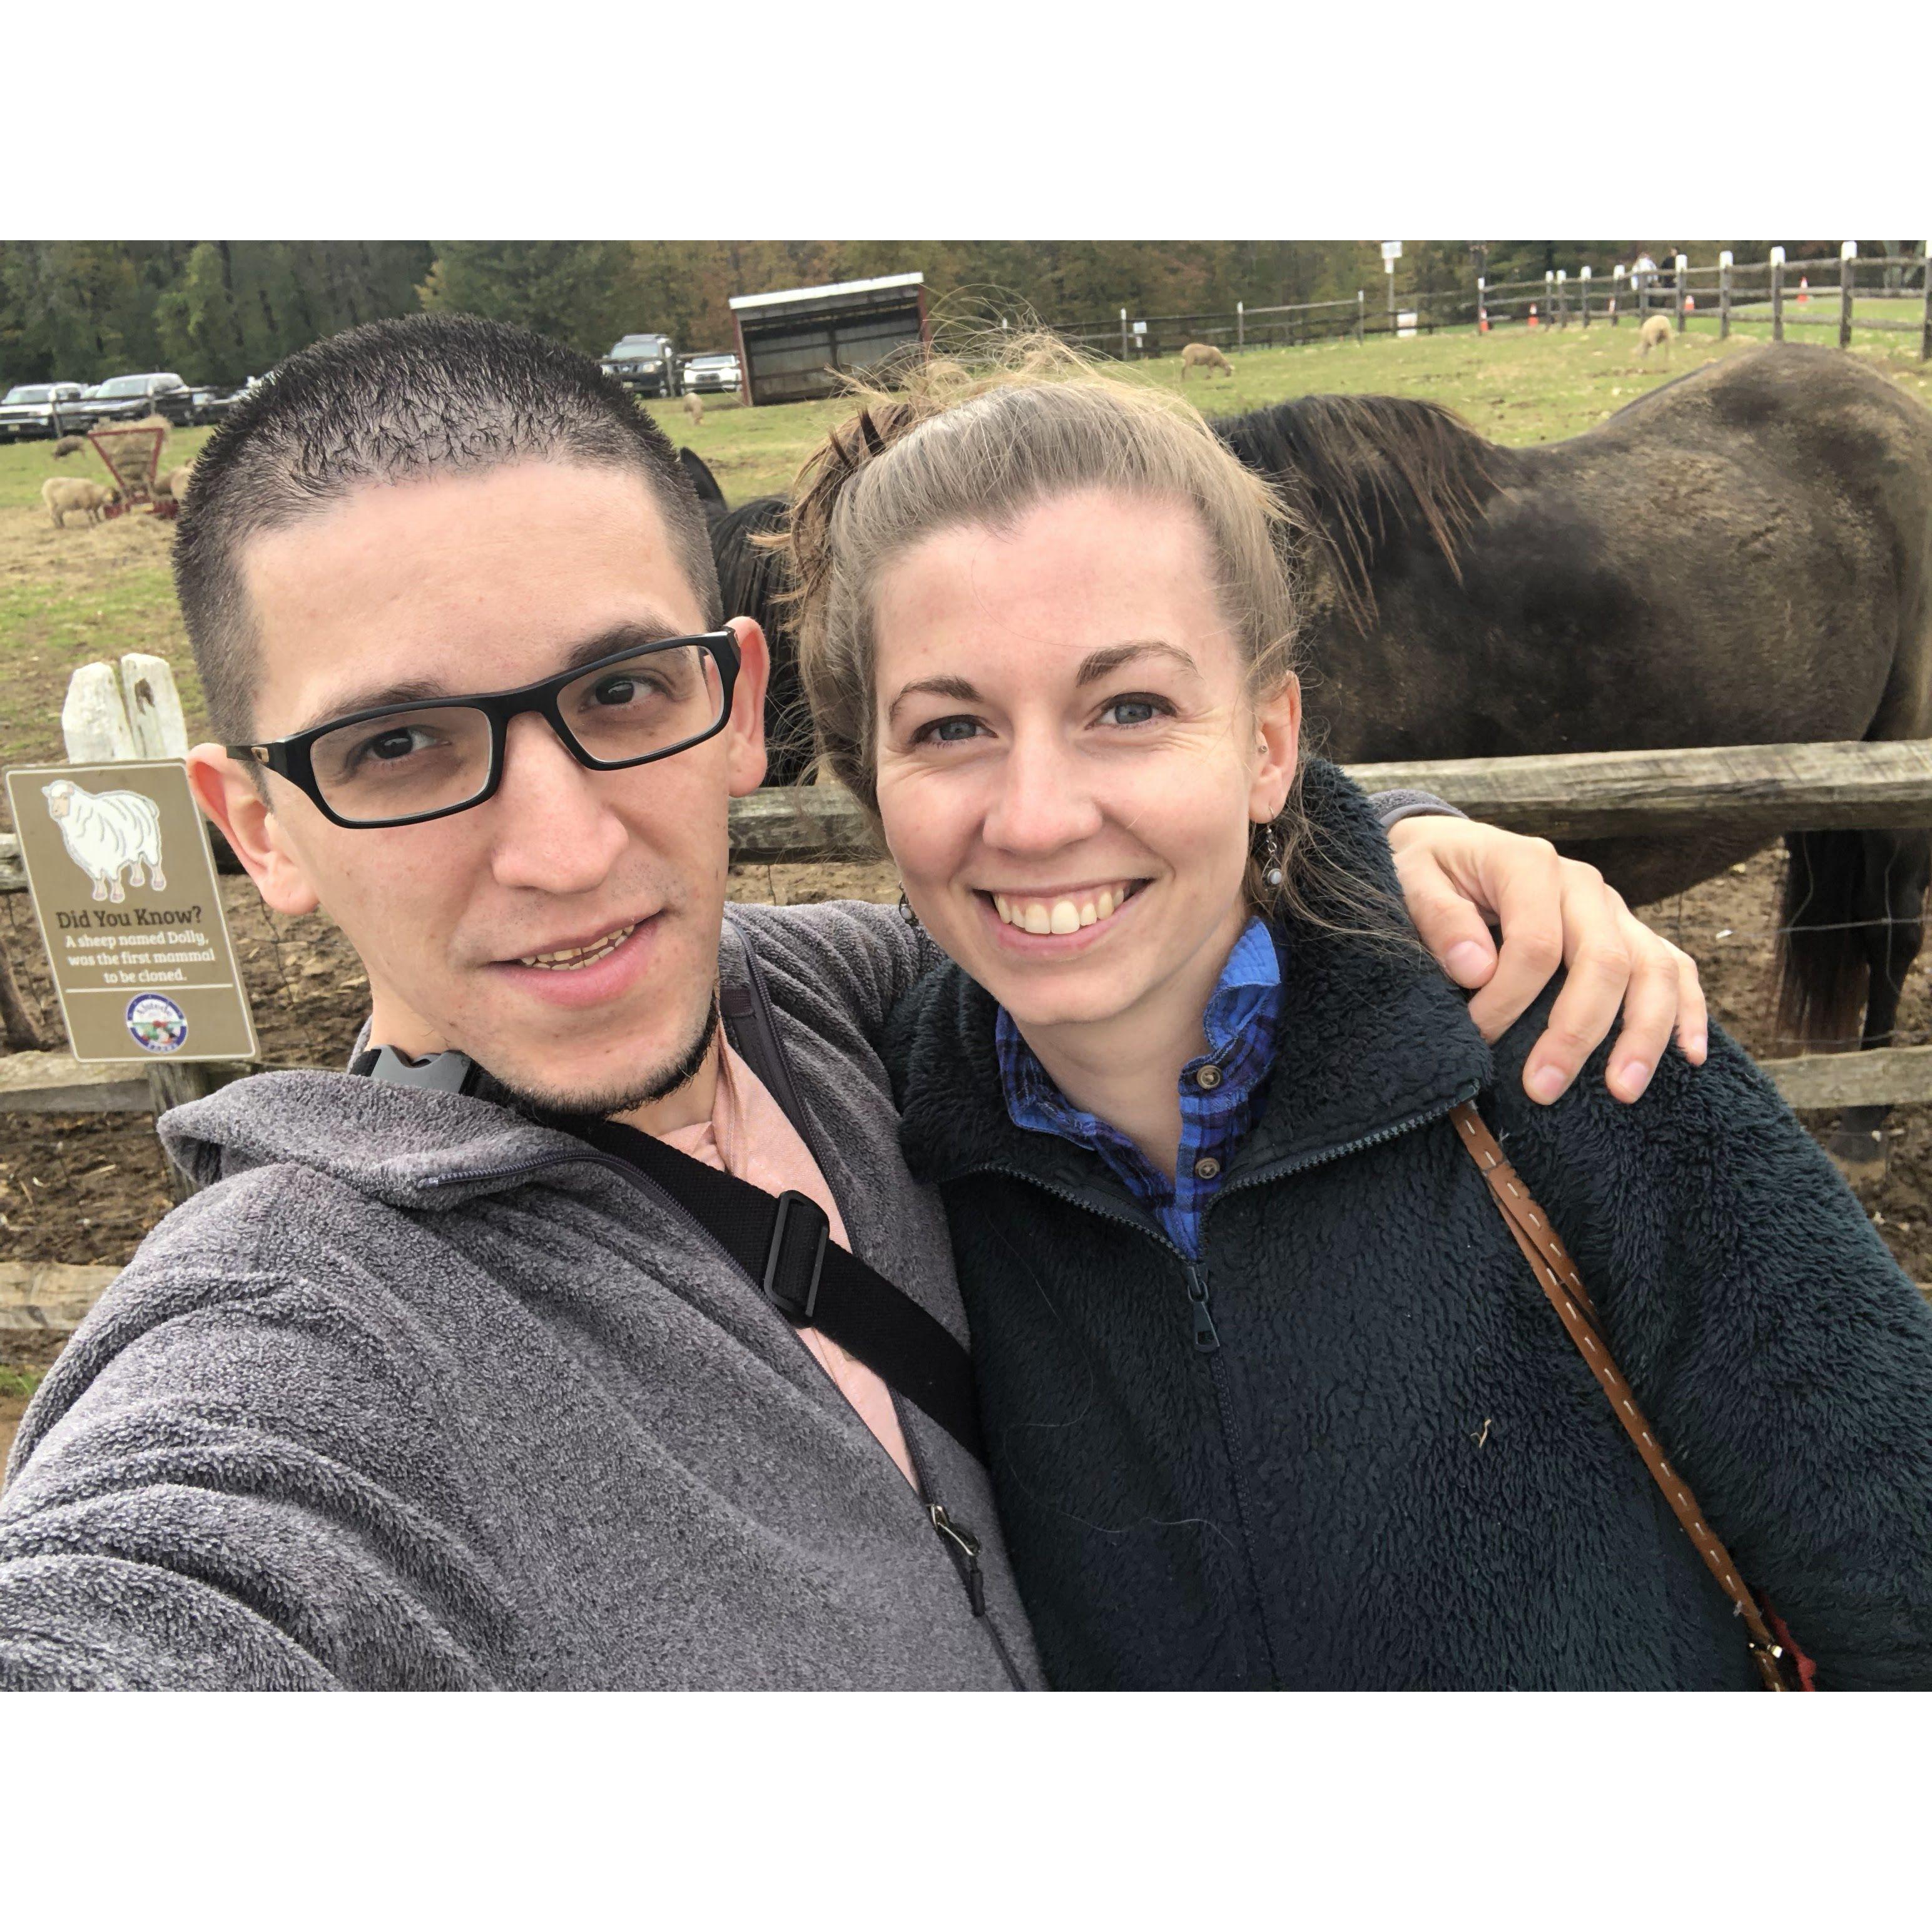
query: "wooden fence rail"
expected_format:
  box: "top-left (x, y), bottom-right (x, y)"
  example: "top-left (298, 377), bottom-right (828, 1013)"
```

top-left (14, 738), bottom-right (1932, 1115)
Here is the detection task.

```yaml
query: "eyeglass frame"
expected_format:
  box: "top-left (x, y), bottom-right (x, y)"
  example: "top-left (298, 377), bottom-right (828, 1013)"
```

top-left (225, 627), bottom-right (742, 830)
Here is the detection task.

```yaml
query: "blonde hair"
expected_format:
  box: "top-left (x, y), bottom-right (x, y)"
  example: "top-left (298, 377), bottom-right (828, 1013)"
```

top-left (783, 336), bottom-right (1394, 928)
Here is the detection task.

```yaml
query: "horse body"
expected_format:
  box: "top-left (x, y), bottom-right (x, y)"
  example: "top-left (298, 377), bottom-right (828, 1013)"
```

top-left (1217, 345), bottom-right (1932, 1164)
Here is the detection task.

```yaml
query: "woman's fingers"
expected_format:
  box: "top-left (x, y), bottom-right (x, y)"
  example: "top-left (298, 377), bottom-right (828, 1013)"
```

top-left (1518, 869), bottom-right (1631, 1100)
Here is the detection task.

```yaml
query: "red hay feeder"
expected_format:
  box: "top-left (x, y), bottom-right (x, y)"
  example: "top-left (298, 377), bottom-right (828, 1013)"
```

top-left (86, 424), bottom-right (175, 519)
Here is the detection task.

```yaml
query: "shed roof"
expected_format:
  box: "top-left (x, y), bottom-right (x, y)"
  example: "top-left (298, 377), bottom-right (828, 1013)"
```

top-left (728, 272), bottom-right (925, 314)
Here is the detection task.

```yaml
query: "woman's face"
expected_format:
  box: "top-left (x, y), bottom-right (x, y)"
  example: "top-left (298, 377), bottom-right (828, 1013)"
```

top-left (872, 486), bottom-right (1299, 1035)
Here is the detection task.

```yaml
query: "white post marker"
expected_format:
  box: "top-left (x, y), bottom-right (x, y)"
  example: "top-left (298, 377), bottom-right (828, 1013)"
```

top-left (61, 663), bottom-right (138, 764)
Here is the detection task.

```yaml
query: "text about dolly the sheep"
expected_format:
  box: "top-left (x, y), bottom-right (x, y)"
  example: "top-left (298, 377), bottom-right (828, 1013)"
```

top-left (56, 907), bottom-right (216, 985)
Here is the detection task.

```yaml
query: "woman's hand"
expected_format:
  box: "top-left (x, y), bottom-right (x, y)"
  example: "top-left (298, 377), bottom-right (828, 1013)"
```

top-left (1386, 815), bottom-right (1708, 1104)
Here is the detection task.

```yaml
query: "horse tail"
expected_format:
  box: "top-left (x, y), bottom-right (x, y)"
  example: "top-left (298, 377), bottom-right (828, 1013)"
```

top-left (1775, 829), bottom-right (1869, 1053)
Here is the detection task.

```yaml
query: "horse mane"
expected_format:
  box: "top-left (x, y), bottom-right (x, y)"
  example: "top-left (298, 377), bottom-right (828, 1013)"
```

top-left (1213, 393), bottom-right (1506, 622)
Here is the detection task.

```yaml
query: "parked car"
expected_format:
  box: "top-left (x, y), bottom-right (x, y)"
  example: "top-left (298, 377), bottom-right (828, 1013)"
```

top-left (63, 372), bottom-right (191, 431)
top-left (679, 352), bottom-right (741, 396)
top-left (601, 333), bottom-right (679, 398)
top-left (0, 382), bottom-right (87, 441)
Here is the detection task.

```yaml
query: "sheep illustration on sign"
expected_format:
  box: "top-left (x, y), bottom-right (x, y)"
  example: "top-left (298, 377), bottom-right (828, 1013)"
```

top-left (43, 779), bottom-right (166, 902)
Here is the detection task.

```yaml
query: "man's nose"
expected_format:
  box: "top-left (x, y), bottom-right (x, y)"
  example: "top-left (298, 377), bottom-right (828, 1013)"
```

top-left (483, 713), bottom-right (630, 893)
top-left (980, 730), bottom-right (1106, 856)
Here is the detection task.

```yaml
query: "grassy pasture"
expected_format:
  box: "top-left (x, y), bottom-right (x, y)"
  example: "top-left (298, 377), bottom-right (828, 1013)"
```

top-left (3, 322), bottom-right (1929, 818)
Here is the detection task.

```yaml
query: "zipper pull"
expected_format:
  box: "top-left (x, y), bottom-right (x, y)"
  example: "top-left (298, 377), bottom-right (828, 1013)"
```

top-left (1185, 1263), bottom-right (1221, 1353)
top-left (929, 1504), bottom-right (987, 1616)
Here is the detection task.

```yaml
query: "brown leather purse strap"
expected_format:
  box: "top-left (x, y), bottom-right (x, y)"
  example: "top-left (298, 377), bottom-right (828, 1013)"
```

top-left (1449, 1101), bottom-right (1799, 1690)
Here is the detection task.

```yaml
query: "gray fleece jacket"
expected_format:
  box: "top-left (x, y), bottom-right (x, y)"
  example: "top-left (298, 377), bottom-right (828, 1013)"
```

top-left (0, 902), bottom-right (1042, 1690)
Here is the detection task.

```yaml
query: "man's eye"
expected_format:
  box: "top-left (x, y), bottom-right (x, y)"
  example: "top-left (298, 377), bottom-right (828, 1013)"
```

top-left (363, 726), bottom-right (434, 763)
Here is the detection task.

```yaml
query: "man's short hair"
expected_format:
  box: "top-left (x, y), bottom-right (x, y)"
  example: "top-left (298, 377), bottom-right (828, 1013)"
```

top-left (174, 312), bottom-right (724, 741)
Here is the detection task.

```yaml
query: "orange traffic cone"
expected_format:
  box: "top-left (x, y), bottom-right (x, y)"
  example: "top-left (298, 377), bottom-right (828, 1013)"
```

top-left (1478, 308), bottom-right (1490, 333)
top-left (1685, 294), bottom-right (1696, 312)
top-left (1797, 276), bottom-right (1809, 303)
top-left (1528, 304), bottom-right (1539, 331)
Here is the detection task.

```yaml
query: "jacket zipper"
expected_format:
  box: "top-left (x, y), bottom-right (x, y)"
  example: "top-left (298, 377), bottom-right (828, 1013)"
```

top-left (945, 1080), bottom-right (1481, 1688)
top-left (726, 944), bottom-right (1025, 1685)
top-left (424, 1132), bottom-right (1027, 1684)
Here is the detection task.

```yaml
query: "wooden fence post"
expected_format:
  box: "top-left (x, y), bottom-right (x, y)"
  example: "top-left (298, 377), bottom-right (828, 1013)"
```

top-left (1119, 308), bottom-right (1128, 359)
top-left (1840, 240), bottom-right (1857, 350)
top-left (1556, 268), bottom-right (1567, 327)
top-left (1719, 250), bottom-right (1732, 338)
top-left (1922, 242), bottom-right (1931, 362)
top-left (1675, 254), bottom-right (1689, 332)
top-left (1771, 247), bottom-right (1786, 342)
top-left (1612, 264), bottom-right (1624, 325)
top-left (1579, 265), bottom-right (1590, 327)
top-left (1356, 290), bottom-right (1365, 344)
top-left (1236, 300), bottom-right (1244, 350)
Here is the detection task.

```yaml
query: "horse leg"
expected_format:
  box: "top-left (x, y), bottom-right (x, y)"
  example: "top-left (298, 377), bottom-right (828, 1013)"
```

top-left (1827, 828), bottom-right (1932, 1182)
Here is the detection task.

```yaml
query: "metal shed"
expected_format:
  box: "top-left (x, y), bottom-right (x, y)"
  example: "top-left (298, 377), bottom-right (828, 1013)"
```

top-left (728, 272), bottom-right (930, 407)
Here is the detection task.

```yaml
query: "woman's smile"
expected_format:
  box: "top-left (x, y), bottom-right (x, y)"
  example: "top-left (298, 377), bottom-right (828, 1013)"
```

top-left (980, 878), bottom-right (1151, 945)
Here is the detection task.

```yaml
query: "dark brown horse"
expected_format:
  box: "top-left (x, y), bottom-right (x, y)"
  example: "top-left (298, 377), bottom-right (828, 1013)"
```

top-left (1216, 345), bottom-right (1932, 1172)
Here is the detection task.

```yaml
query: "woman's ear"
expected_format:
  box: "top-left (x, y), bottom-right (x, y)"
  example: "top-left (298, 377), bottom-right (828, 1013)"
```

top-left (1249, 673), bottom-right (1301, 822)
top-left (185, 744), bottom-right (320, 916)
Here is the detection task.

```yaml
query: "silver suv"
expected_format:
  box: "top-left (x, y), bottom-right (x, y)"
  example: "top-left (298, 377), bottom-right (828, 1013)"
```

top-left (0, 382), bottom-right (86, 441)
top-left (62, 372), bottom-right (190, 432)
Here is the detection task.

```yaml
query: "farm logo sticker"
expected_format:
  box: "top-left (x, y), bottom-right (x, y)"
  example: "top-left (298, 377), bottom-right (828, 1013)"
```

top-left (4, 759), bottom-right (258, 1064)
top-left (125, 992), bottom-right (188, 1054)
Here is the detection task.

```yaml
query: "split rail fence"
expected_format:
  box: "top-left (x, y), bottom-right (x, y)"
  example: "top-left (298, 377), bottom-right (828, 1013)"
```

top-left (11, 736), bottom-right (1932, 1335)
top-left (1067, 245), bottom-right (1932, 364)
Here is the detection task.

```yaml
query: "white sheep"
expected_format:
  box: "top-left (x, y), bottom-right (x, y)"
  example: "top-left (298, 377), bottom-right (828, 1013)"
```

top-left (51, 435), bottom-right (86, 459)
top-left (1180, 342), bottom-right (1234, 379)
top-left (42, 780), bottom-right (166, 903)
top-left (155, 464), bottom-right (195, 504)
top-left (42, 477), bottom-right (120, 527)
top-left (1639, 314), bottom-right (1673, 359)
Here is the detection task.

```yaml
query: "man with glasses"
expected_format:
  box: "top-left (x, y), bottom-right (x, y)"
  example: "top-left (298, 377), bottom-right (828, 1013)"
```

top-left (0, 314), bottom-right (1706, 1689)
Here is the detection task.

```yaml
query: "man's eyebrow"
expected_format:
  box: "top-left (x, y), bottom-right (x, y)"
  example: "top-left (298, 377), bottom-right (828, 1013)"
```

top-left (886, 674), bottom-right (982, 728)
top-left (290, 619), bottom-right (697, 733)
top-left (1074, 641), bottom-right (1200, 686)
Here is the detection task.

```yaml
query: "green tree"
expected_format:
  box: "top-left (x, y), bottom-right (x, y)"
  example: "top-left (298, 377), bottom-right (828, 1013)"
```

top-left (419, 242), bottom-right (635, 355)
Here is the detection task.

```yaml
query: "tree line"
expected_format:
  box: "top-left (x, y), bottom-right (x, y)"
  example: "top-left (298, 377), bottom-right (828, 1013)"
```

top-left (0, 239), bottom-right (1869, 388)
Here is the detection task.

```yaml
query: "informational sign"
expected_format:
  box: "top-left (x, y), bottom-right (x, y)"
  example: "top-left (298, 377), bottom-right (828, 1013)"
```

top-left (1381, 241), bottom-right (1403, 263)
top-left (4, 760), bottom-right (257, 1063)
top-left (1396, 310), bottom-right (1419, 338)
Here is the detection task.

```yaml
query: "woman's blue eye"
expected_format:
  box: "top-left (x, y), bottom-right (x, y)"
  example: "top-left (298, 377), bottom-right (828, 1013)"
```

top-left (923, 716), bottom-right (981, 743)
top-left (1104, 697), bottom-right (1164, 728)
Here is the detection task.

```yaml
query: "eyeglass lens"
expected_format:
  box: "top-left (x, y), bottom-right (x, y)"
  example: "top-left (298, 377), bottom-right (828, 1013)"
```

top-left (307, 643), bottom-right (728, 823)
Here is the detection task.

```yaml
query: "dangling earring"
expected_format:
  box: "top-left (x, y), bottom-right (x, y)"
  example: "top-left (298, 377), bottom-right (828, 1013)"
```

top-left (1259, 824), bottom-right (1285, 890)
top-left (898, 888), bottom-right (921, 928)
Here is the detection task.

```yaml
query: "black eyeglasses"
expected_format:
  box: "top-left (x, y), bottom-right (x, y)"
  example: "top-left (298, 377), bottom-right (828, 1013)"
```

top-left (228, 629), bottom-right (741, 829)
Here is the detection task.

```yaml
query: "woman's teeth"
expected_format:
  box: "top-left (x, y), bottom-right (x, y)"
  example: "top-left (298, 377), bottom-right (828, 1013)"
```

top-left (516, 923), bottom-right (636, 970)
top-left (991, 885), bottom-right (1137, 935)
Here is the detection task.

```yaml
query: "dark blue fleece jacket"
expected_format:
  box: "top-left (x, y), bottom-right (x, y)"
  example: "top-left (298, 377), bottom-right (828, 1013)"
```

top-left (885, 762), bottom-right (1932, 1690)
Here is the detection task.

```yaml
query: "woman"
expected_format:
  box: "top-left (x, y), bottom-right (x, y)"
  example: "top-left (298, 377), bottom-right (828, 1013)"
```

top-left (786, 348), bottom-right (1932, 1690)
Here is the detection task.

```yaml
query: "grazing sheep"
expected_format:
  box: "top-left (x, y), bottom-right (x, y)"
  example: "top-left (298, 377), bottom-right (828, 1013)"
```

top-left (155, 464), bottom-right (195, 503)
top-left (1180, 342), bottom-right (1234, 380)
top-left (1639, 315), bottom-right (1672, 359)
top-left (41, 477), bottom-right (120, 528)
top-left (42, 780), bottom-right (166, 903)
top-left (51, 435), bottom-right (86, 459)
top-left (683, 392), bottom-right (704, 427)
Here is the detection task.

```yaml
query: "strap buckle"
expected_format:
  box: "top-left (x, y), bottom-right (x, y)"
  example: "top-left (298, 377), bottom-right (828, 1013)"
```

top-left (762, 1189), bottom-right (829, 1325)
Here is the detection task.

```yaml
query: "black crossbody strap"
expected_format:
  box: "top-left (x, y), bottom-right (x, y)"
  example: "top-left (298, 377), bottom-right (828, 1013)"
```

top-left (579, 1116), bottom-right (985, 1465)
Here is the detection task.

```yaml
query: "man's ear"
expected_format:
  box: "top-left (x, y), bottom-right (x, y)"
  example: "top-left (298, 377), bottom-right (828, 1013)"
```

top-left (723, 616), bottom-right (771, 798)
top-left (185, 744), bottom-right (321, 916)
top-left (1249, 673), bottom-right (1302, 822)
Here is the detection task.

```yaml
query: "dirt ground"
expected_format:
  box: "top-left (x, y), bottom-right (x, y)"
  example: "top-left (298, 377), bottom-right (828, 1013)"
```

top-left (6, 842), bottom-right (1932, 1408)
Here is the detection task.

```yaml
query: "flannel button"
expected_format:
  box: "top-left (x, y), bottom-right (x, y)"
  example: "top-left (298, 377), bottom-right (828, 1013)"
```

top-left (1193, 1156), bottom-right (1222, 1181)
top-left (1194, 1064), bottom-right (1223, 1091)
